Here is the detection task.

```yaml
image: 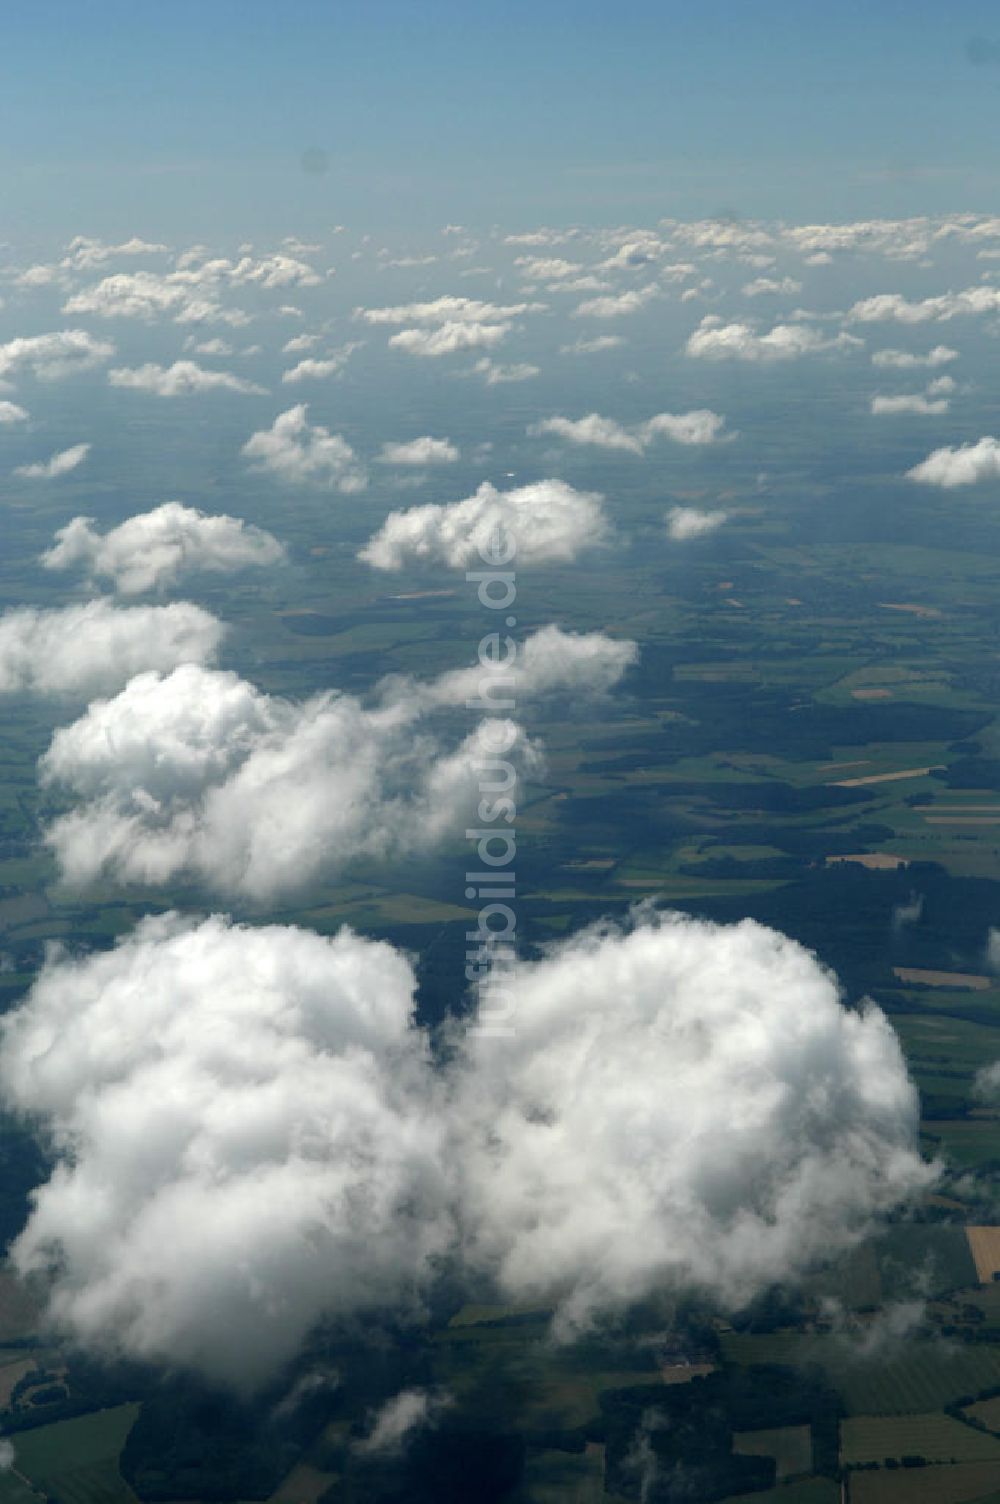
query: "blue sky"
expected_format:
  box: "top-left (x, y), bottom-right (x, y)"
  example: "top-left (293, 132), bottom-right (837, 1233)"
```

top-left (5, 0), bottom-right (1000, 239)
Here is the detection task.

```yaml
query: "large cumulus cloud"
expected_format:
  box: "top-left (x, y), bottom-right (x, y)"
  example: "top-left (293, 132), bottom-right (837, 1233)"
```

top-left (0, 914), bottom-right (451, 1390)
top-left (359, 478), bottom-right (608, 571)
top-left (0, 908), bottom-right (931, 1392)
top-left (38, 626), bottom-right (630, 899)
top-left (42, 502), bottom-right (286, 595)
top-left (453, 911), bottom-right (933, 1335)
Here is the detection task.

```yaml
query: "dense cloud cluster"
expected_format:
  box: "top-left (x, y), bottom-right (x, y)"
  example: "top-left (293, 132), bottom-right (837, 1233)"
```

top-left (38, 626), bottom-right (630, 899)
top-left (0, 211), bottom-right (967, 1403)
top-left (0, 910), bottom-right (931, 1390)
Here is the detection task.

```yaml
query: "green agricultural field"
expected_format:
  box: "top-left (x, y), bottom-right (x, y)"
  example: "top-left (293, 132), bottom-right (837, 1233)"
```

top-left (520, 1443), bottom-right (617, 1504)
top-left (721, 1334), bottom-right (1000, 1415)
top-left (723, 1478), bottom-right (839, 1504)
top-left (848, 1459), bottom-right (1000, 1504)
top-left (841, 1411), bottom-right (1000, 1465)
top-left (967, 1397), bottom-right (1000, 1432)
top-left (10, 1404), bottom-right (141, 1504)
top-left (733, 1424), bottom-right (813, 1478)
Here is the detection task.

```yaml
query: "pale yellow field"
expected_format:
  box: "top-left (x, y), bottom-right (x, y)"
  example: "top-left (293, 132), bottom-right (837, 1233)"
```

top-left (832, 766), bottom-right (942, 787)
top-left (967, 1226), bottom-right (1000, 1283)
top-left (879, 602), bottom-right (944, 618)
top-left (828, 853), bottom-right (909, 870)
top-left (894, 967), bottom-right (993, 991)
top-left (269, 1462), bottom-right (336, 1504)
top-left (662, 1362), bottom-right (714, 1385)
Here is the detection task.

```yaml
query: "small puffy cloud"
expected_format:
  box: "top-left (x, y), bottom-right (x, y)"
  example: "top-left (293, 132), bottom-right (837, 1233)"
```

top-left (686, 316), bottom-right (861, 361)
top-left (848, 286), bottom-right (1000, 324)
top-left (666, 506), bottom-right (728, 540)
top-left (227, 253), bottom-right (322, 290)
top-left (62, 235), bottom-right (169, 270)
top-left (573, 286), bottom-right (658, 318)
top-left (559, 334), bottom-right (625, 355)
top-left (871, 345), bottom-right (958, 369)
top-left (0, 401), bottom-right (28, 424)
top-left (281, 343), bottom-right (361, 384)
top-left (282, 333), bottom-right (320, 355)
top-left (422, 625), bottom-right (637, 709)
top-left (358, 1390), bottom-right (450, 1454)
top-left (514, 256), bottom-right (582, 281)
top-left (0, 330), bottom-right (115, 384)
top-left (453, 911), bottom-right (932, 1332)
top-left (907, 436), bottom-right (1000, 487)
top-left (599, 237), bottom-right (666, 271)
top-left (471, 358), bottom-right (539, 384)
top-left (108, 360), bottom-right (266, 397)
top-left (870, 393), bottom-right (949, 416)
top-left (15, 442), bottom-right (90, 479)
top-left (532, 409), bottom-right (728, 454)
top-left (741, 275), bottom-right (803, 297)
top-left (359, 478), bottom-right (608, 571)
top-left (0, 600), bottom-right (223, 698)
top-left (242, 405), bottom-right (367, 491)
top-left (42, 502), bottom-right (285, 595)
top-left (389, 322), bottom-right (510, 357)
top-left (377, 436), bottom-right (459, 466)
top-left (356, 295), bottom-right (540, 326)
top-left (0, 914), bottom-right (451, 1389)
top-left (532, 414), bottom-right (643, 454)
top-left (184, 337), bottom-right (233, 357)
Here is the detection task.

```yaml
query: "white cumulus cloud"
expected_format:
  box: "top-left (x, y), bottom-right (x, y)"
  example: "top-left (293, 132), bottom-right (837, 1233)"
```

top-left (242, 405), bottom-right (367, 491)
top-left (359, 478), bottom-right (608, 571)
top-left (0, 601), bottom-right (223, 698)
top-left (14, 442), bottom-right (90, 479)
top-left (377, 436), bottom-right (460, 466)
top-left (871, 345), bottom-right (958, 369)
top-left (0, 914), bottom-right (451, 1390)
top-left (686, 316), bottom-right (861, 361)
top-left (907, 436), bottom-right (1000, 487)
top-left (666, 506), bottom-right (729, 540)
top-left (42, 502), bottom-right (286, 595)
top-left (453, 911), bottom-right (933, 1335)
top-left (0, 330), bottom-right (115, 384)
top-left (107, 360), bottom-right (266, 397)
top-left (532, 409), bottom-right (728, 454)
